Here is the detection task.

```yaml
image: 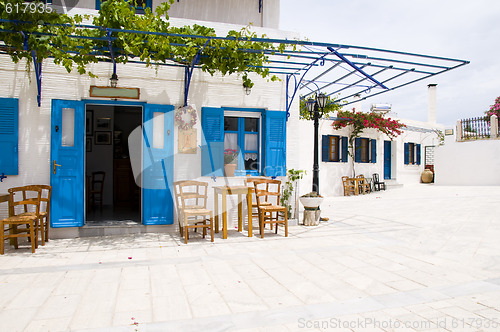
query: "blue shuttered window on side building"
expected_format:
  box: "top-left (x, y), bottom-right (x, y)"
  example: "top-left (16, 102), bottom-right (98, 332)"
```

top-left (404, 142), bottom-right (421, 165)
top-left (201, 108), bottom-right (286, 177)
top-left (321, 135), bottom-right (348, 162)
top-left (0, 98), bottom-right (19, 175)
top-left (354, 137), bottom-right (377, 163)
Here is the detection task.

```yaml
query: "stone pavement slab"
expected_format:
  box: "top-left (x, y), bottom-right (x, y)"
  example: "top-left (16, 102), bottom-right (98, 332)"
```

top-left (1, 184), bottom-right (500, 331)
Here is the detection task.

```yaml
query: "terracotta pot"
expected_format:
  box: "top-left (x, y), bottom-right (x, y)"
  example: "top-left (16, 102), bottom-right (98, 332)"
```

top-left (421, 169), bottom-right (434, 183)
top-left (224, 163), bottom-right (237, 177)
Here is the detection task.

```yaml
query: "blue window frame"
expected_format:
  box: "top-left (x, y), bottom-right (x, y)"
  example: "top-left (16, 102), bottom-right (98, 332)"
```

top-left (224, 116), bottom-right (260, 176)
top-left (322, 135), bottom-right (348, 162)
top-left (201, 107), bottom-right (286, 177)
top-left (96, 0), bottom-right (152, 13)
top-left (354, 137), bottom-right (377, 163)
top-left (404, 142), bottom-right (421, 165)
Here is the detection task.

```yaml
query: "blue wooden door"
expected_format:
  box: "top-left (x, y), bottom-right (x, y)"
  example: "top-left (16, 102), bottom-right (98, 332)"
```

top-left (50, 99), bottom-right (85, 227)
top-left (142, 104), bottom-right (174, 225)
top-left (384, 140), bottom-right (391, 180)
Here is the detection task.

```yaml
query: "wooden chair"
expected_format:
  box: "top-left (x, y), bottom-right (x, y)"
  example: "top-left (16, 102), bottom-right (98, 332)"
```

top-left (90, 171), bottom-right (105, 211)
top-left (356, 174), bottom-right (371, 194)
top-left (17, 185), bottom-right (51, 245)
top-left (174, 180), bottom-right (214, 244)
top-left (372, 173), bottom-right (386, 191)
top-left (245, 177), bottom-right (272, 229)
top-left (0, 186), bottom-right (41, 254)
top-left (341, 176), bottom-right (356, 196)
top-left (253, 179), bottom-right (288, 238)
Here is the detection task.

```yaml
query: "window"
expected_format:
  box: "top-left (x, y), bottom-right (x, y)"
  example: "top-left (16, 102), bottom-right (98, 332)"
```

top-left (96, 0), bottom-right (152, 13)
top-left (354, 137), bottom-right (377, 163)
top-left (322, 135), bottom-right (348, 162)
top-left (201, 107), bottom-right (286, 177)
top-left (404, 142), bottom-right (421, 165)
top-left (224, 116), bottom-right (259, 175)
top-left (0, 98), bottom-right (19, 175)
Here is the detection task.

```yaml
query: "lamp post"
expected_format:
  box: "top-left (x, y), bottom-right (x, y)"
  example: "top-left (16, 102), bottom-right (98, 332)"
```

top-left (306, 93), bottom-right (328, 194)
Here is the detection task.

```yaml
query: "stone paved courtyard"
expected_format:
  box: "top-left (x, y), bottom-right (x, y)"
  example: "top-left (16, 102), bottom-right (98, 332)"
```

top-left (1, 184), bottom-right (500, 331)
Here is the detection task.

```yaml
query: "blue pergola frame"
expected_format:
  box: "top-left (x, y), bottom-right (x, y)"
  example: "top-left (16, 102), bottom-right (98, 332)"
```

top-left (0, 19), bottom-right (469, 111)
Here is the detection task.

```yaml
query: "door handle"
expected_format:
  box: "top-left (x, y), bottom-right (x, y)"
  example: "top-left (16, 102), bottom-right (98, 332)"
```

top-left (53, 160), bottom-right (62, 174)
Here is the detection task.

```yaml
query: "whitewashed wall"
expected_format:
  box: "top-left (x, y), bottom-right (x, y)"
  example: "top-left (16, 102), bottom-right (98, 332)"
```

top-left (70, 0), bottom-right (279, 28)
top-left (434, 135), bottom-right (500, 185)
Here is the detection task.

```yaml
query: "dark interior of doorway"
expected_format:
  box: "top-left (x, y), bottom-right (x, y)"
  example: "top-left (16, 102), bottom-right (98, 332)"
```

top-left (85, 104), bottom-right (142, 225)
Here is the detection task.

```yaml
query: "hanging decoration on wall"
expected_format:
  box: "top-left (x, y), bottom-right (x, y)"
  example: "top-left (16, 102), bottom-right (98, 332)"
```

top-left (175, 105), bottom-right (197, 130)
top-left (178, 128), bottom-right (197, 154)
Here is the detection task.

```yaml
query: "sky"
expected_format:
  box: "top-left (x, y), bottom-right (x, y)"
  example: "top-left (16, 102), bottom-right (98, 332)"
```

top-left (279, 0), bottom-right (500, 126)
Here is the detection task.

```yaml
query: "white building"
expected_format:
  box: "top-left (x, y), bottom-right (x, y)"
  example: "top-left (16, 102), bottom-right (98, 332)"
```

top-left (0, 0), bottom-right (466, 237)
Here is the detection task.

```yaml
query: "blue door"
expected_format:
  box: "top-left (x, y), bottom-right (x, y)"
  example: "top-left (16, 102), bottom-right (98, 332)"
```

top-left (142, 104), bottom-right (174, 225)
top-left (50, 100), bottom-right (85, 227)
top-left (384, 140), bottom-right (391, 180)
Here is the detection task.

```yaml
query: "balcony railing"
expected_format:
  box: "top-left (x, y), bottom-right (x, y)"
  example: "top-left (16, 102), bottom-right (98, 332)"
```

top-left (457, 115), bottom-right (499, 141)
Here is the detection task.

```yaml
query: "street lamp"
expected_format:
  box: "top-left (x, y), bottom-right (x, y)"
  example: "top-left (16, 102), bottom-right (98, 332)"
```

top-left (306, 93), bottom-right (328, 194)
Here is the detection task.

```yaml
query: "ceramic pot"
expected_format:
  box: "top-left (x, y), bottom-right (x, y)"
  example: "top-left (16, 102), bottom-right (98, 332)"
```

top-left (299, 196), bottom-right (324, 209)
top-left (421, 169), bottom-right (434, 183)
top-left (224, 163), bottom-right (237, 177)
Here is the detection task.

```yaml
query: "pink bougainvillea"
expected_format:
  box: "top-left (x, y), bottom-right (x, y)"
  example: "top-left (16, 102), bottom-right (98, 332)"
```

top-left (332, 109), bottom-right (405, 140)
top-left (486, 96), bottom-right (500, 118)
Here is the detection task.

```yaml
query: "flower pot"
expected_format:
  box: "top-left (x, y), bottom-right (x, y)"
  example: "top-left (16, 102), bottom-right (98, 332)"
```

top-left (299, 197), bottom-right (324, 209)
top-left (421, 169), bottom-right (434, 183)
top-left (224, 164), bottom-right (237, 177)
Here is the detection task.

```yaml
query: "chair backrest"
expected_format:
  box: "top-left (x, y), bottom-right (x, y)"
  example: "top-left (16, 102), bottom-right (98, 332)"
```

top-left (91, 171), bottom-right (105, 193)
top-left (175, 180), bottom-right (209, 210)
top-left (7, 185), bottom-right (42, 216)
top-left (245, 177), bottom-right (268, 203)
top-left (373, 173), bottom-right (380, 183)
top-left (253, 179), bottom-right (281, 207)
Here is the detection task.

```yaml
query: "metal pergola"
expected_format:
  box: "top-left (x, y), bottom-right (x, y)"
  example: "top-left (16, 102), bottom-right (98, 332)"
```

top-left (0, 19), bottom-right (469, 111)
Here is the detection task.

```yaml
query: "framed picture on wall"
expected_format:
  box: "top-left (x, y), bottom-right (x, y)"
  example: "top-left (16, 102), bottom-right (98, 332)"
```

top-left (86, 137), bottom-right (92, 152)
top-left (86, 111), bottom-right (93, 136)
top-left (95, 131), bottom-right (112, 145)
top-left (96, 117), bottom-right (111, 130)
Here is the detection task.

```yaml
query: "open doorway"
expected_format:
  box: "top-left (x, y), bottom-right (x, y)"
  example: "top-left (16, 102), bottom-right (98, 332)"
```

top-left (85, 104), bottom-right (142, 225)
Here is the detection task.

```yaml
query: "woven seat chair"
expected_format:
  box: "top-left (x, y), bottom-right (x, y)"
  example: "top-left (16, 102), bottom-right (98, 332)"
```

top-left (341, 176), bottom-right (356, 196)
top-left (0, 185), bottom-right (41, 254)
top-left (245, 177), bottom-right (272, 229)
top-left (173, 180), bottom-right (214, 244)
top-left (17, 185), bottom-right (51, 245)
top-left (356, 174), bottom-right (371, 194)
top-left (253, 179), bottom-right (288, 238)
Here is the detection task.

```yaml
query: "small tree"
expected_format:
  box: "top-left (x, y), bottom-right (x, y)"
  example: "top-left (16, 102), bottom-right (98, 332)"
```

top-left (332, 108), bottom-right (405, 176)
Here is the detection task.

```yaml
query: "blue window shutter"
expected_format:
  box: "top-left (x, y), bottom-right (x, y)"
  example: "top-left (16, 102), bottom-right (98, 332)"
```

top-left (354, 137), bottom-right (361, 163)
top-left (201, 107), bottom-right (224, 177)
top-left (404, 143), bottom-right (409, 165)
top-left (370, 139), bottom-right (377, 163)
top-left (95, 0), bottom-right (101, 10)
top-left (416, 144), bottom-right (421, 165)
top-left (341, 136), bottom-right (348, 162)
top-left (263, 110), bottom-right (286, 176)
top-left (0, 98), bottom-right (19, 175)
top-left (322, 135), bottom-right (329, 162)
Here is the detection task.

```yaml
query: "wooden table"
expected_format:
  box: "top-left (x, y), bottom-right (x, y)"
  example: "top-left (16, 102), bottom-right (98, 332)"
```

top-left (213, 186), bottom-right (253, 239)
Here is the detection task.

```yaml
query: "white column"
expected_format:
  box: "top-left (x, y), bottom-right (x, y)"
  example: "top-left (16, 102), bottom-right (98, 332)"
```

top-left (456, 120), bottom-right (463, 141)
top-left (428, 84), bottom-right (437, 124)
top-left (491, 115), bottom-right (499, 138)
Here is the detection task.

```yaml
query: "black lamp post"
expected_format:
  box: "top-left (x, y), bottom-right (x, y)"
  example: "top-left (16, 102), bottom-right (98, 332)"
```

top-left (306, 93), bottom-right (328, 194)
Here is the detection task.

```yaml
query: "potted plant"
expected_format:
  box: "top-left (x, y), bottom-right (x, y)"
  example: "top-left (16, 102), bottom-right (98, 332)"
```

top-left (224, 149), bottom-right (238, 177)
top-left (280, 169), bottom-right (306, 220)
top-left (299, 192), bottom-right (324, 226)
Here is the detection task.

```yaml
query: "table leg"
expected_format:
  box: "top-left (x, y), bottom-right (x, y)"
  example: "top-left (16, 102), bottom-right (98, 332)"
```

top-left (214, 189), bottom-right (219, 233)
top-left (237, 194), bottom-right (243, 232)
top-left (247, 191), bottom-right (252, 237)
top-left (222, 192), bottom-right (227, 239)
